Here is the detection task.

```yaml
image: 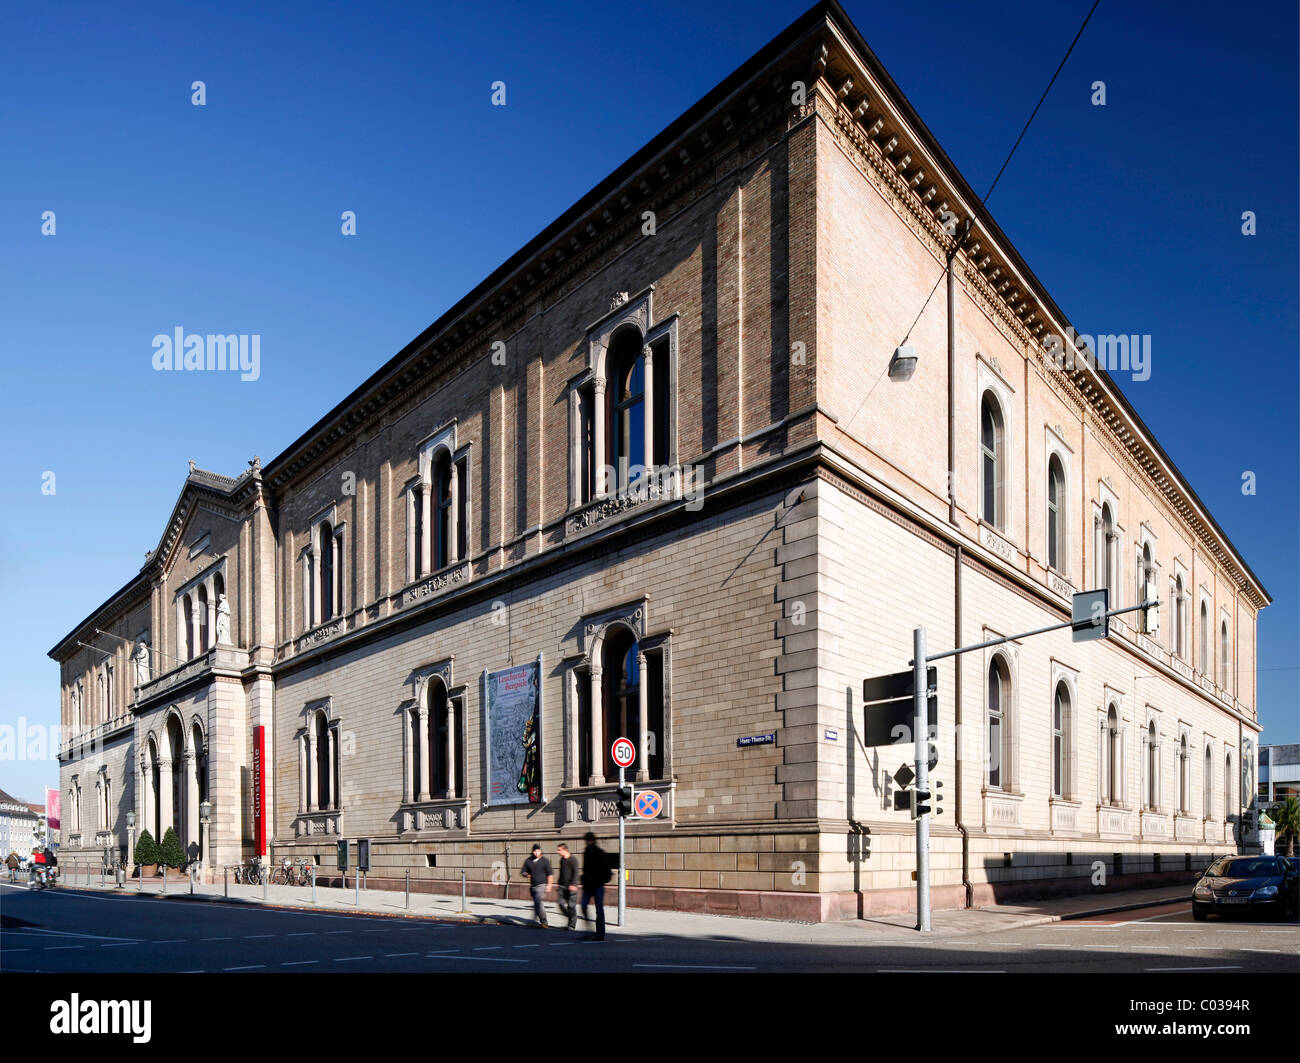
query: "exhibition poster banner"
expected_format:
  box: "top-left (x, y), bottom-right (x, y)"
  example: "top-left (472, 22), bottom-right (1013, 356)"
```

top-left (485, 659), bottom-right (541, 806)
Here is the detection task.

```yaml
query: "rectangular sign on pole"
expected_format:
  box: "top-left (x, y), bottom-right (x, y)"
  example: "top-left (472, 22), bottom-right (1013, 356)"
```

top-left (864, 694), bottom-right (937, 747)
top-left (863, 667), bottom-right (936, 705)
top-left (1071, 589), bottom-right (1109, 642)
top-left (252, 725), bottom-right (266, 857)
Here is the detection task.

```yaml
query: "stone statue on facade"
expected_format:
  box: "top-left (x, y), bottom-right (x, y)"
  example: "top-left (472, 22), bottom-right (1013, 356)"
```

top-left (132, 637), bottom-right (151, 686)
top-left (216, 594), bottom-right (231, 644)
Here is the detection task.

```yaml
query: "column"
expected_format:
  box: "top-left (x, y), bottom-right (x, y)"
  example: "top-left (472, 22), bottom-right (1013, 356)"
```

top-left (406, 489), bottom-right (417, 583)
top-left (636, 650), bottom-right (650, 782)
top-left (416, 707), bottom-right (430, 801)
top-left (139, 760), bottom-right (150, 844)
top-left (592, 379), bottom-right (607, 498)
top-left (158, 758), bottom-right (174, 838)
top-left (419, 482), bottom-right (432, 576)
top-left (642, 345), bottom-right (655, 480)
top-left (305, 733), bottom-right (317, 812)
top-left (308, 541), bottom-right (319, 628)
top-left (176, 598), bottom-right (187, 661)
top-left (205, 579), bottom-right (217, 650)
top-left (401, 712), bottom-right (412, 804)
top-left (184, 750), bottom-right (198, 857)
top-left (444, 700), bottom-right (457, 798)
top-left (448, 462), bottom-right (460, 565)
top-left (298, 736), bottom-right (307, 812)
top-left (569, 389), bottom-right (581, 508)
top-left (589, 666), bottom-right (605, 785)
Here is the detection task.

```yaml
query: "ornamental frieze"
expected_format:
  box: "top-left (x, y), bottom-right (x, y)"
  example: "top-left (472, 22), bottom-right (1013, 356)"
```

top-left (295, 617), bottom-right (345, 655)
top-left (565, 482), bottom-right (663, 538)
top-left (400, 562), bottom-right (471, 609)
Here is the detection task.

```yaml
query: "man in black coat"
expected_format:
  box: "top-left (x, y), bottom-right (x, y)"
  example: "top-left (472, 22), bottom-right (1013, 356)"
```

top-left (521, 844), bottom-right (553, 928)
top-left (580, 832), bottom-right (611, 940)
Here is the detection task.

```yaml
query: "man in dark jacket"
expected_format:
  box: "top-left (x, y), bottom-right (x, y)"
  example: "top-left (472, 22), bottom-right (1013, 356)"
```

top-left (521, 844), bottom-right (553, 928)
top-left (580, 832), bottom-right (611, 941)
top-left (555, 843), bottom-right (579, 930)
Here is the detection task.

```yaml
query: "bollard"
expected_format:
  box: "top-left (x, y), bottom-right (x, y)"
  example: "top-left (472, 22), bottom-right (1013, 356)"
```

top-left (262, 864), bottom-right (267, 901)
top-left (138, 861), bottom-right (143, 893)
top-left (405, 869), bottom-right (410, 910)
top-left (189, 868), bottom-right (194, 895)
top-left (460, 869), bottom-right (468, 914)
top-left (355, 871), bottom-right (360, 906)
top-left (224, 866), bottom-right (229, 899)
top-left (162, 866), bottom-right (167, 895)
top-left (311, 865), bottom-right (317, 905)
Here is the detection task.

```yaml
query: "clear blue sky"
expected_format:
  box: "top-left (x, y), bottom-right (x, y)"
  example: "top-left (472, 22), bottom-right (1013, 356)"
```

top-left (1, 0), bottom-right (1295, 806)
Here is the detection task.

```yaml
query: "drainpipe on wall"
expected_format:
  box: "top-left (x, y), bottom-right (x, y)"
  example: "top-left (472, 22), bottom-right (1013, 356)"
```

top-left (947, 240), bottom-right (972, 908)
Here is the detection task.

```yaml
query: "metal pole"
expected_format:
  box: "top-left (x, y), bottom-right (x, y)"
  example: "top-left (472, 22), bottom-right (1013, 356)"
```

top-left (354, 870), bottom-right (360, 906)
top-left (224, 865), bottom-right (228, 899)
top-left (405, 868), bottom-right (410, 909)
top-left (460, 869), bottom-right (468, 913)
top-left (914, 625), bottom-right (930, 933)
top-left (311, 865), bottom-right (317, 904)
top-left (138, 860), bottom-right (143, 892)
top-left (262, 862), bottom-right (267, 901)
top-left (618, 764), bottom-right (626, 927)
top-left (162, 865), bottom-right (167, 895)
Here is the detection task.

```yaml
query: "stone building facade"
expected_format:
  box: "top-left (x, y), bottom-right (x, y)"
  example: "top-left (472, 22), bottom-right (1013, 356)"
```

top-left (52, 2), bottom-right (1268, 919)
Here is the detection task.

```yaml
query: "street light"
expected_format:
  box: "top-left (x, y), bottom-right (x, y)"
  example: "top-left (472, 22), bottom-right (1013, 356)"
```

top-left (888, 345), bottom-right (918, 381)
top-left (125, 809), bottom-right (136, 868)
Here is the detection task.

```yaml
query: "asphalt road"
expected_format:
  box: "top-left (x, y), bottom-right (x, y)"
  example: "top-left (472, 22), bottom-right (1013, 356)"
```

top-left (2, 882), bottom-right (1296, 973)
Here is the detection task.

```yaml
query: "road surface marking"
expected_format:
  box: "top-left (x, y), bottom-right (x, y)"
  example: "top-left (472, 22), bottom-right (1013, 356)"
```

top-left (244, 934), bottom-right (275, 939)
top-left (223, 965), bottom-right (266, 971)
top-left (513, 944), bottom-right (540, 949)
top-left (473, 946), bottom-right (502, 951)
top-left (44, 946), bottom-right (84, 950)
top-left (1146, 965), bottom-right (1241, 972)
top-left (1242, 948), bottom-right (1281, 953)
top-left (281, 960), bottom-right (319, 966)
top-left (200, 937), bottom-right (231, 941)
top-left (333, 956), bottom-right (372, 962)
top-left (877, 969), bottom-right (1005, 974)
top-left (384, 952), bottom-right (419, 958)
top-left (325, 930), bottom-right (352, 935)
top-left (100, 942), bottom-right (137, 947)
top-left (3, 948), bottom-right (29, 952)
top-left (7, 927), bottom-right (139, 943)
top-left (287, 932), bottom-right (316, 937)
top-left (153, 939), bottom-right (185, 944)
top-left (635, 963), bottom-right (757, 970)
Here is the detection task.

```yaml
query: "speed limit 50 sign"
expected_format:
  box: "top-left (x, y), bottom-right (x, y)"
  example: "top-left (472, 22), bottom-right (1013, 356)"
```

top-left (611, 737), bottom-right (636, 768)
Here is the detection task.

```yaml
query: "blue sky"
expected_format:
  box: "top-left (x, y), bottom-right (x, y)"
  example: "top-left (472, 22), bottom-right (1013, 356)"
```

top-left (1, 0), bottom-right (1295, 805)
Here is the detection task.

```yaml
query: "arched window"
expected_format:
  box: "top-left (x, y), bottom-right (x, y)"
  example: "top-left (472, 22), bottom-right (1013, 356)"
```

top-left (1104, 705), bottom-right (1120, 805)
top-left (413, 486), bottom-right (426, 578)
top-left (1224, 751), bottom-right (1233, 823)
top-left (1047, 455), bottom-right (1065, 571)
top-left (197, 584), bottom-right (209, 654)
top-left (1204, 745), bottom-right (1213, 819)
top-left (987, 656), bottom-right (1010, 788)
top-left (183, 595), bottom-right (195, 660)
top-left (980, 393), bottom-right (1005, 528)
top-left (609, 330), bottom-right (646, 493)
top-left (319, 522), bottom-right (334, 623)
top-left (1052, 682), bottom-right (1070, 798)
top-left (1178, 734), bottom-right (1189, 813)
top-left (1174, 576), bottom-right (1186, 658)
top-left (1198, 602), bottom-right (1208, 673)
top-left (315, 711), bottom-right (332, 809)
top-left (1219, 621), bottom-right (1229, 687)
top-left (1100, 504), bottom-right (1116, 598)
top-left (1146, 721), bottom-right (1159, 811)
top-left (433, 452), bottom-right (453, 572)
top-left (602, 628), bottom-right (641, 780)
top-left (1139, 543), bottom-right (1156, 634)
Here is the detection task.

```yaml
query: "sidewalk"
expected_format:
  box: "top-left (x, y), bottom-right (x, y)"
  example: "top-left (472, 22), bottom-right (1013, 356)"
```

top-left (28, 869), bottom-right (1192, 947)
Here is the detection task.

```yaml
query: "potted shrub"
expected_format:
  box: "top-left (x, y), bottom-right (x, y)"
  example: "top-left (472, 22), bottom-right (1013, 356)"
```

top-left (134, 829), bottom-right (158, 876)
top-left (159, 827), bottom-right (185, 873)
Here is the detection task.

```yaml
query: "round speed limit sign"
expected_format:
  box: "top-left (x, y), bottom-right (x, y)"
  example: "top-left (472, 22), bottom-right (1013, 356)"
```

top-left (611, 737), bottom-right (636, 768)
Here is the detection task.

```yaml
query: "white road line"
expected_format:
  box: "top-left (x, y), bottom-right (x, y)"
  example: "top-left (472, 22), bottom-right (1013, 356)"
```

top-left (287, 932), bottom-right (316, 937)
top-left (384, 953), bottom-right (419, 958)
top-left (152, 939), bottom-right (185, 944)
top-left (325, 930), bottom-right (352, 935)
top-left (1034, 944), bottom-right (1074, 949)
top-left (1242, 948), bottom-right (1281, 954)
top-left (877, 969), bottom-right (1005, 974)
top-left (513, 944), bottom-right (540, 949)
top-left (1183, 946), bottom-right (1225, 950)
top-left (223, 965), bottom-right (266, 971)
top-left (333, 956), bottom-right (372, 962)
top-left (635, 963), bottom-right (757, 970)
top-left (4, 927), bottom-right (140, 943)
top-left (3, 949), bottom-right (29, 953)
top-left (281, 960), bottom-right (319, 966)
top-left (1146, 965), bottom-right (1242, 972)
top-left (244, 934), bottom-right (275, 939)
top-left (1133, 945), bottom-right (1169, 950)
top-left (100, 942), bottom-right (137, 948)
top-left (473, 946), bottom-right (502, 952)
top-left (44, 946), bottom-right (84, 951)
top-left (425, 952), bottom-right (527, 964)
top-left (200, 937), bottom-right (231, 942)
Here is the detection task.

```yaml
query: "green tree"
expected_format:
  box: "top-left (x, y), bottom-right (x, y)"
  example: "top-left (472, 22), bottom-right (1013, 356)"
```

top-left (159, 827), bottom-right (185, 869)
top-left (1269, 796), bottom-right (1300, 857)
top-left (134, 829), bottom-right (158, 866)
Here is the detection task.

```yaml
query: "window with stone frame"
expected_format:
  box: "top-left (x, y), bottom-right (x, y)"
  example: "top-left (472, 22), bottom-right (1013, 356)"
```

top-left (980, 392), bottom-right (1006, 529)
top-left (1046, 454), bottom-right (1066, 572)
top-left (1052, 681), bottom-right (1071, 798)
top-left (406, 677), bottom-right (464, 803)
top-left (573, 632), bottom-right (667, 787)
top-left (407, 443), bottom-right (468, 583)
top-left (986, 655), bottom-right (1012, 789)
top-left (298, 708), bottom-right (341, 813)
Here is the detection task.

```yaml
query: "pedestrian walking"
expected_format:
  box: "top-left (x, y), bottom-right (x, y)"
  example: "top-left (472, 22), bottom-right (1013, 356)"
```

top-left (580, 832), bottom-right (612, 941)
top-left (521, 843), bottom-right (553, 928)
top-left (556, 842), bottom-right (579, 930)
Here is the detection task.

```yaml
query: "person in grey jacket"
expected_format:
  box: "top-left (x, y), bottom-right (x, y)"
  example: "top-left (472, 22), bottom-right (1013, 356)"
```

top-left (521, 844), bottom-right (554, 928)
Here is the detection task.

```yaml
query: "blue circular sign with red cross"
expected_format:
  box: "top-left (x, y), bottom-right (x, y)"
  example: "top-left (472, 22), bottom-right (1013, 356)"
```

top-left (634, 790), bottom-right (662, 819)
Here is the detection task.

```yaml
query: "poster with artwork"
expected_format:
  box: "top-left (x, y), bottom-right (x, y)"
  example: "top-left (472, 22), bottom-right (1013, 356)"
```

top-left (484, 659), bottom-right (541, 806)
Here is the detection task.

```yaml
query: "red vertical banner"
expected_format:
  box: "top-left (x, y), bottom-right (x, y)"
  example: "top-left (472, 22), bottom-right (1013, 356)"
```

top-left (253, 725), bottom-right (266, 857)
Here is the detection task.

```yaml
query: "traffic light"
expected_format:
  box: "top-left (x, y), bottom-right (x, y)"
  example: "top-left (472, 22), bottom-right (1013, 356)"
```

top-left (616, 786), bottom-right (633, 818)
top-left (914, 781), bottom-right (944, 818)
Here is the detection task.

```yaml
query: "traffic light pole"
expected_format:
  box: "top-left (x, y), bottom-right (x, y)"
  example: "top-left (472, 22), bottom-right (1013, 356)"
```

top-left (618, 764), bottom-right (626, 927)
top-left (908, 597), bottom-right (1157, 932)
top-left (913, 626), bottom-right (930, 932)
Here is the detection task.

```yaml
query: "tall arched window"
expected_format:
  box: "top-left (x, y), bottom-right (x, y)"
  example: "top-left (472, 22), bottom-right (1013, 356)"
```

top-left (987, 657), bottom-right (1009, 788)
top-left (980, 393), bottom-right (1005, 529)
top-left (413, 486), bottom-right (426, 579)
top-left (1100, 504), bottom-right (1116, 598)
top-left (1139, 543), bottom-right (1156, 634)
top-left (1178, 734), bottom-right (1189, 813)
top-left (1198, 602), bottom-right (1208, 673)
top-left (1047, 455), bottom-right (1065, 571)
top-left (1224, 751), bottom-right (1233, 823)
top-left (1052, 682), bottom-right (1070, 798)
top-left (183, 595), bottom-right (195, 660)
top-left (1146, 721), bottom-right (1159, 811)
top-left (319, 522), bottom-right (335, 623)
top-left (1173, 576), bottom-right (1187, 658)
top-left (602, 628), bottom-right (641, 779)
top-left (609, 330), bottom-right (646, 492)
top-left (315, 711), bottom-right (331, 809)
top-left (1204, 745), bottom-right (1213, 819)
top-left (1219, 621), bottom-right (1229, 687)
top-left (1105, 705), bottom-right (1120, 805)
top-left (197, 584), bottom-right (209, 653)
top-left (433, 453), bottom-right (453, 572)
